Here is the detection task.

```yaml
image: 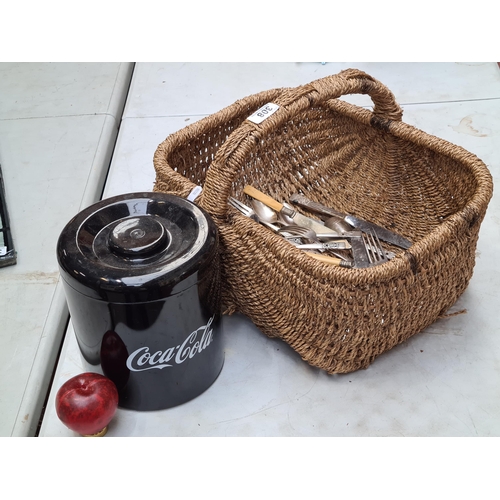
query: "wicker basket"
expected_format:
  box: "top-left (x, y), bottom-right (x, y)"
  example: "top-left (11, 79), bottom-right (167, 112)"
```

top-left (153, 69), bottom-right (493, 374)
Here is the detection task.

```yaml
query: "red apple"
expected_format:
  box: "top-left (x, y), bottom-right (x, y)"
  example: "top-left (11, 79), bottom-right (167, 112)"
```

top-left (55, 372), bottom-right (119, 436)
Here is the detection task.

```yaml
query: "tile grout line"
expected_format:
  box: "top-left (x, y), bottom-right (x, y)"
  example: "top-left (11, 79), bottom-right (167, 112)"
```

top-left (96, 63), bottom-right (136, 201)
top-left (0, 112), bottom-right (127, 122)
top-left (400, 96), bottom-right (500, 106)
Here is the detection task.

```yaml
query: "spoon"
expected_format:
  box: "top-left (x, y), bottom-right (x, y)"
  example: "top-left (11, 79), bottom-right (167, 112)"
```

top-left (280, 202), bottom-right (353, 235)
top-left (323, 215), bottom-right (355, 235)
top-left (251, 199), bottom-right (283, 226)
top-left (277, 202), bottom-right (299, 225)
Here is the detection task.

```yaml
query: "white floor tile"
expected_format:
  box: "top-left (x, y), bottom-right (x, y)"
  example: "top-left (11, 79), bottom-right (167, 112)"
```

top-left (1, 115), bottom-right (118, 271)
top-left (101, 116), bottom-right (181, 198)
top-left (402, 99), bottom-right (500, 165)
top-left (0, 63), bottom-right (133, 120)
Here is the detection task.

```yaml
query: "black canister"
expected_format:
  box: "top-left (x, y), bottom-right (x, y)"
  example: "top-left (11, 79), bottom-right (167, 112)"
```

top-left (57, 192), bottom-right (224, 411)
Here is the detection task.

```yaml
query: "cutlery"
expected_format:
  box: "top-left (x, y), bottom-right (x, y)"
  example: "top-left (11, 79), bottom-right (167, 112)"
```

top-left (251, 199), bottom-right (285, 227)
top-left (228, 197), bottom-right (280, 232)
top-left (278, 224), bottom-right (353, 262)
top-left (289, 193), bottom-right (412, 249)
top-left (292, 241), bottom-right (351, 250)
top-left (360, 230), bottom-right (389, 267)
top-left (243, 185), bottom-right (342, 237)
top-left (228, 197), bottom-right (351, 267)
top-left (306, 252), bottom-right (354, 268)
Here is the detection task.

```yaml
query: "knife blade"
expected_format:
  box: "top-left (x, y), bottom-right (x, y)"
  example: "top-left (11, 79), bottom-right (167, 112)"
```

top-left (289, 193), bottom-right (412, 249)
top-left (243, 185), bottom-right (342, 237)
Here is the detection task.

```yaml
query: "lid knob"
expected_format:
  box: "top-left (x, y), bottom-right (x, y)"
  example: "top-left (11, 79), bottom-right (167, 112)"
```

top-left (108, 216), bottom-right (167, 257)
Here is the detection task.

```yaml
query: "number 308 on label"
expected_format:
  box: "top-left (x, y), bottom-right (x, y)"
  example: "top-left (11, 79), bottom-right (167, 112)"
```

top-left (247, 103), bottom-right (280, 124)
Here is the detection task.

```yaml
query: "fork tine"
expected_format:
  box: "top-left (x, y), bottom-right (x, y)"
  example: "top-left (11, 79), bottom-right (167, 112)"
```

top-left (228, 197), bottom-right (260, 222)
top-left (228, 197), bottom-right (241, 209)
top-left (363, 230), bottom-right (388, 265)
top-left (367, 231), bottom-right (377, 264)
top-left (279, 225), bottom-right (317, 243)
top-left (279, 225), bottom-right (315, 237)
top-left (373, 231), bottom-right (388, 263)
top-left (228, 197), bottom-right (250, 215)
top-left (362, 232), bottom-right (372, 264)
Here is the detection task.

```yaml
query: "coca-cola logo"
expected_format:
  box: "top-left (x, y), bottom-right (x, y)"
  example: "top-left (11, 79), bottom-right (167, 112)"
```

top-left (126, 316), bottom-right (215, 372)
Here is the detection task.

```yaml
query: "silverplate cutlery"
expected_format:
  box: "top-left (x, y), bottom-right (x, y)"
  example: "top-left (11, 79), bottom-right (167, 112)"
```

top-left (243, 185), bottom-right (342, 237)
top-left (228, 197), bottom-right (352, 267)
top-left (289, 193), bottom-right (412, 249)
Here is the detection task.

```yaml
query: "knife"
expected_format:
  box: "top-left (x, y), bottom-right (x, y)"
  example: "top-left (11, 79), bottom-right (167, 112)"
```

top-left (293, 240), bottom-right (352, 250)
top-left (289, 193), bottom-right (412, 249)
top-left (243, 185), bottom-right (342, 237)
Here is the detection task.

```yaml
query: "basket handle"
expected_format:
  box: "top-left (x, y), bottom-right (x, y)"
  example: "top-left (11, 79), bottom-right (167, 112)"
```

top-left (306, 68), bottom-right (403, 121)
top-left (200, 69), bottom-right (402, 217)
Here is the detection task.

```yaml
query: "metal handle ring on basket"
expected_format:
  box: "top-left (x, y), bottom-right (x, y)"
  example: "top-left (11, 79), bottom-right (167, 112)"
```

top-left (200, 69), bottom-right (404, 218)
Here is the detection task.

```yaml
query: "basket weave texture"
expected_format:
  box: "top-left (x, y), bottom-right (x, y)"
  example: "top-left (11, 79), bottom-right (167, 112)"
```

top-left (153, 69), bottom-right (493, 374)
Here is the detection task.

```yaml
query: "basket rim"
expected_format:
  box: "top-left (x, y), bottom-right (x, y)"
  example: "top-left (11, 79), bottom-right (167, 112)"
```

top-left (154, 86), bottom-right (493, 213)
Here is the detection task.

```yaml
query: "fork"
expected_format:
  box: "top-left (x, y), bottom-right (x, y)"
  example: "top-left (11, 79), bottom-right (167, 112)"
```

top-left (228, 197), bottom-right (257, 220)
top-left (362, 230), bottom-right (389, 267)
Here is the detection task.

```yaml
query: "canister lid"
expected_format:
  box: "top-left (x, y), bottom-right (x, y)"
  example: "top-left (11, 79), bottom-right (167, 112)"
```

top-left (57, 192), bottom-right (218, 302)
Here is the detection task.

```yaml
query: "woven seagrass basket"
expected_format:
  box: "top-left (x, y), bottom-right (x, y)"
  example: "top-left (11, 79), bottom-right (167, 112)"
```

top-left (153, 69), bottom-right (493, 374)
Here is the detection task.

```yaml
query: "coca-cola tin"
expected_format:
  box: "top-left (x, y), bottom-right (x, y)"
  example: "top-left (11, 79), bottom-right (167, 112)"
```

top-left (56, 192), bottom-right (224, 411)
